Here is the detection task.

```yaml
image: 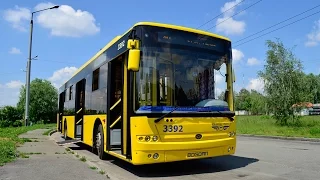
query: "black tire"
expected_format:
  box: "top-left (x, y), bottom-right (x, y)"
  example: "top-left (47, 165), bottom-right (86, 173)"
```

top-left (96, 124), bottom-right (106, 160)
top-left (63, 120), bottom-right (68, 140)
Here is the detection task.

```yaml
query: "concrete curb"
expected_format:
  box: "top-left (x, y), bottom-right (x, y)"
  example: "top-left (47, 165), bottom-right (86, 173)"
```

top-left (48, 129), bottom-right (57, 136)
top-left (238, 134), bottom-right (320, 142)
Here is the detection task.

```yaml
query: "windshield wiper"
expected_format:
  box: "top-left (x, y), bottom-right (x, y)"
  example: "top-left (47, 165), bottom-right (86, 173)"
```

top-left (154, 106), bottom-right (179, 123)
top-left (197, 109), bottom-right (234, 121)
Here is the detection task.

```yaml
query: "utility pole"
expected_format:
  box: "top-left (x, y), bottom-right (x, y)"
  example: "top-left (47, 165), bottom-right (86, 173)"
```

top-left (242, 73), bottom-right (244, 89)
top-left (24, 5), bottom-right (60, 126)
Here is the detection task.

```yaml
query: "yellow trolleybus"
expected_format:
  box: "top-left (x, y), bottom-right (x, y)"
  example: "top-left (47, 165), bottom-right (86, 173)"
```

top-left (57, 22), bottom-right (236, 165)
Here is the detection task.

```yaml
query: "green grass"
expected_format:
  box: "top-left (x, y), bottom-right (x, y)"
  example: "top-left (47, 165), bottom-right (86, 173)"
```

top-left (24, 152), bottom-right (43, 155)
top-left (42, 129), bottom-right (54, 136)
top-left (99, 170), bottom-right (105, 175)
top-left (237, 115), bottom-right (320, 138)
top-left (80, 156), bottom-right (86, 162)
top-left (90, 166), bottom-right (97, 170)
top-left (0, 123), bottom-right (55, 166)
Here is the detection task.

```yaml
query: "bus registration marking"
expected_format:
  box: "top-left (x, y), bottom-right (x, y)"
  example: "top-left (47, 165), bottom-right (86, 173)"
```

top-left (187, 151), bottom-right (208, 158)
top-left (163, 125), bottom-right (183, 132)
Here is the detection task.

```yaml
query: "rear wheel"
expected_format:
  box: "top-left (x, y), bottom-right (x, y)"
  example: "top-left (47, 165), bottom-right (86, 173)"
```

top-left (63, 120), bottom-right (68, 139)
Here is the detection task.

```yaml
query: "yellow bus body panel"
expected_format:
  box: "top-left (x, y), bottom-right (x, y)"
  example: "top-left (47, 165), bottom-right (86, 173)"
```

top-left (61, 116), bottom-right (75, 139)
top-left (130, 116), bottom-right (236, 165)
top-left (82, 115), bottom-right (106, 149)
top-left (66, 116), bottom-right (75, 139)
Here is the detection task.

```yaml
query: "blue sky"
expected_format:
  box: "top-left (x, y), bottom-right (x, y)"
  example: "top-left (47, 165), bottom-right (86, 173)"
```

top-left (1, 0), bottom-right (320, 106)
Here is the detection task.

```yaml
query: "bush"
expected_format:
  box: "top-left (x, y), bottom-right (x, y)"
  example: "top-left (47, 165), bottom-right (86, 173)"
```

top-left (0, 120), bottom-right (11, 128)
top-left (12, 120), bottom-right (23, 127)
top-left (0, 106), bottom-right (23, 128)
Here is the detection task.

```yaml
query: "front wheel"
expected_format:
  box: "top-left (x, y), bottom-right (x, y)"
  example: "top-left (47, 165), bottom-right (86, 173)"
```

top-left (95, 124), bottom-right (106, 159)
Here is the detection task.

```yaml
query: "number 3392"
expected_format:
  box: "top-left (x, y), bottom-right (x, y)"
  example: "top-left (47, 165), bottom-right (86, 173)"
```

top-left (163, 125), bottom-right (183, 132)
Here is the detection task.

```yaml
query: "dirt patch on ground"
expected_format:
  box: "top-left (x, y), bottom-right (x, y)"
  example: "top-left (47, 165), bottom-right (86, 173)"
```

top-left (0, 137), bottom-right (11, 141)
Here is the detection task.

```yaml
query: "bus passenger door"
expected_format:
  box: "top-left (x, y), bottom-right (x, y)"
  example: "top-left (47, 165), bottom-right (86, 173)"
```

top-left (75, 79), bottom-right (86, 140)
top-left (107, 57), bottom-right (123, 154)
top-left (58, 91), bottom-right (65, 132)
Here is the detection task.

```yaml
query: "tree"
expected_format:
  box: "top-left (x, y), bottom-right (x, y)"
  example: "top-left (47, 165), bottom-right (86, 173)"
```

top-left (17, 78), bottom-right (58, 124)
top-left (249, 90), bottom-right (267, 115)
top-left (218, 91), bottom-right (225, 100)
top-left (258, 39), bottom-right (305, 125)
top-left (303, 73), bottom-right (320, 103)
top-left (235, 88), bottom-right (251, 111)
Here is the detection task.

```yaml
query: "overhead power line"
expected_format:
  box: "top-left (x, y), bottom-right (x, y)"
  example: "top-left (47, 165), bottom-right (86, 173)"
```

top-left (205, 0), bottom-right (263, 31)
top-left (234, 4), bottom-right (320, 44)
top-left (233, 9), bottom-right (320, 47)
top-left (197, 0), bottom-right (246, 29)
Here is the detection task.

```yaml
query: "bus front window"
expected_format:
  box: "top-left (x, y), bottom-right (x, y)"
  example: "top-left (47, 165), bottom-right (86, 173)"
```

top-left (134, 26), bottom-right (231, 113)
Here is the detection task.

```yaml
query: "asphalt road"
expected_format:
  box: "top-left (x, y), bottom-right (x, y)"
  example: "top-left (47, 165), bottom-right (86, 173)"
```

top-left (1, 129), bottom-right (320, 180)
top-left (54, 132), bottom-right (320, 180)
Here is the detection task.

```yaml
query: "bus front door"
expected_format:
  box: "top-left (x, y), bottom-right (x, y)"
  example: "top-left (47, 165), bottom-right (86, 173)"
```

top-left (107, 57), bottom-right (124, 155)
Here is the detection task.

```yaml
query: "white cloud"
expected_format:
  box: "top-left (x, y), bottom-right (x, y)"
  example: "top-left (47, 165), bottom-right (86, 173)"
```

top-left (214, 64), bottom-right (227, 99)
top-left (305, 20), bottom-right (320, 47)
top-left (305, 41), bottom-right (317, 47)
top-left (215, 71), bottom-right (224, 84)
top-left (9, 47), bottom-right (21, 54)
top-left (215, 0), bottom-right (246, 35)
top-left (35, 2), bottom-right (100, 37)
top-left (3, 5), bottom-right (31, 31)
top-left (247, 57), bottom-right (260, 66)
top-left (215, 88), bottom-right (223, 99)
top-left (3, 3), bottom-right (100, 37)
top-left (216, 17), bottom-right (246, 35)
top-left (220, 0), bottom-right (241, 17)
top-left (0, 81), bottom-right (24, 106)
top-left (232, 48), bottom-right (244, 63)
top-left (49, 66), bottom-right (78, 88)
top-left (246, 78), bottom-right (264, 93)
top-left (6, 80), bottom-right (24, 89)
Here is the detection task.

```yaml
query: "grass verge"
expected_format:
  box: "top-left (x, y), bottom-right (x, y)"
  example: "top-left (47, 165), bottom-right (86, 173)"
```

top-left (0, 123), bottom-right (55, 166)
top-left (42, 129), bottom-right (54, 136)
top-left (237, 115), bottom-right (320, 138)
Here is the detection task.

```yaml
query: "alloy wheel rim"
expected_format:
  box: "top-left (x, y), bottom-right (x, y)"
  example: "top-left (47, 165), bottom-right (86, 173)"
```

top-left (96, 132), bottom-right (101, 153)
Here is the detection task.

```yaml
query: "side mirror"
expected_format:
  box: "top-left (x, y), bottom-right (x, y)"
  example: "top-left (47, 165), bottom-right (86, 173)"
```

top-left (128, 49), bottom-right (140, 71)
top-left (127, 39), bottom-right (140, 72)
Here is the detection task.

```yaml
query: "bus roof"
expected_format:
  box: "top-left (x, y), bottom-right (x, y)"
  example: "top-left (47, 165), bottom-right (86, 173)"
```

top-left (134, 22), bottom-right (231, 41)
top-left (60, 22), bottom-right (230, 90)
